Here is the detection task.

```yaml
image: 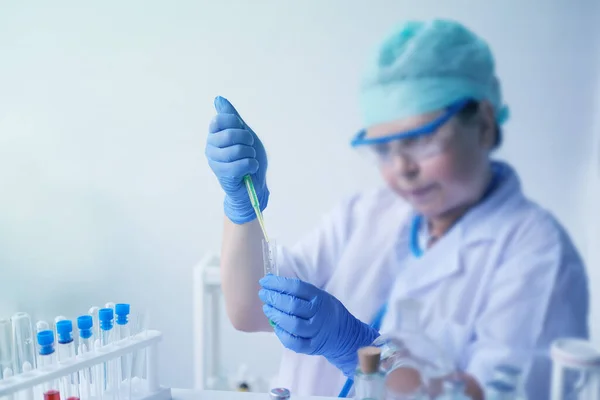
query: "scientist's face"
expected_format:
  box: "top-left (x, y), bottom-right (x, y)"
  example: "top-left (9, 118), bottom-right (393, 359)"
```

top-left (368, 102), bottom-right (496, 218)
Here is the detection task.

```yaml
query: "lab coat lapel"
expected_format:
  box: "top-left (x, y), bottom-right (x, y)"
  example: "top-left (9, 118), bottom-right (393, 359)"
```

top-left (400, 223), bottom-right (464, 297)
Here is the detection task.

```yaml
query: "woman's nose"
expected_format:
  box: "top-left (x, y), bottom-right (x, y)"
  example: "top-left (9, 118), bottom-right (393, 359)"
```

top-left (389, 152), bottom-right (419, 179)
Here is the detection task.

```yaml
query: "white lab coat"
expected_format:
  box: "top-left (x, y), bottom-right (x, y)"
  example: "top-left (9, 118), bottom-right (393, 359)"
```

top-left (273, 161), bottom-right (589, 399)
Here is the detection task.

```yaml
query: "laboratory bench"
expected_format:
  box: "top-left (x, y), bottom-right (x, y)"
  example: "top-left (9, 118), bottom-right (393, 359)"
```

top-left (172, 389), bottom-right (335, 400)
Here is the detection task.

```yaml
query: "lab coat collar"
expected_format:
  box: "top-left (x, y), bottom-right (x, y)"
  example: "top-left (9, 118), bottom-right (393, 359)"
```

top-left (458, 160), bottom-right (523, 244)
top-left (397, 161), bottom-right (523, 295)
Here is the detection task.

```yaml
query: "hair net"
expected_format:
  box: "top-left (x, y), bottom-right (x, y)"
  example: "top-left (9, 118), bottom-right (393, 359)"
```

top-left (359, 19), bottom-right (509, 128)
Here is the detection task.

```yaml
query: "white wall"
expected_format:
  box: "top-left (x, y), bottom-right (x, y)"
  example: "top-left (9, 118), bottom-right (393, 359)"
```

top-left (1, 0), bottom-right (598, 389)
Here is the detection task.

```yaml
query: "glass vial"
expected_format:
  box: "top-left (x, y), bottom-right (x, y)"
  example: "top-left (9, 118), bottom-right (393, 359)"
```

top-left (262, 239), bottom-right (278, 276)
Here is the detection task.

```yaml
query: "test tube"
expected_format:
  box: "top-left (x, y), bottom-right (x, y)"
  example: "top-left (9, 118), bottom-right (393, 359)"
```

top-left (77, 316), bottom-right (97, 400)
top-left (10, 312), bottom-right (37, 374)
top-left (0, 319), bottom-right (13, 381)
top-left (36, 330), bottom-right (60, 400)
top-left (88, 307), bottom-right (100, 340)
top-left (114, 304), bottom-right (132, 399)
top-left (114, 305), bottom-right (130, 341)
top-left (56, 321), bottom-right (80, 400)
top-left (36, 321), bottom-right (50, 333)
top-left (262, 239), bottom-right (278, 276)
top-left (262, 239), bottom-right (278, 328)
top-left (115, 304), bottom-right (131, 378)
top-left (130, 311), bottom-right (148, 395)
top-left (99, 308), bottom-right (118, 399)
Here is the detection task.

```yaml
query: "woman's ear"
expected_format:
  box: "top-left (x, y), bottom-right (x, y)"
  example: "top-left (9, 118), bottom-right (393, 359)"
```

top-left (478, 101), bottom-right (497, 150)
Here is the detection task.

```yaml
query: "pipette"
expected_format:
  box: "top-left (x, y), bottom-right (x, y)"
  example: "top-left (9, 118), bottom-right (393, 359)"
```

top-left (243, 175), bottom-right (275, 327)
top-left (244, 175), bottom-right (269, 243)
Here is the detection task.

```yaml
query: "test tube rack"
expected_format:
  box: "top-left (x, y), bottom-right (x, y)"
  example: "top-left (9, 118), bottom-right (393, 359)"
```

top-left (0, 330), bottom-right (171, 400)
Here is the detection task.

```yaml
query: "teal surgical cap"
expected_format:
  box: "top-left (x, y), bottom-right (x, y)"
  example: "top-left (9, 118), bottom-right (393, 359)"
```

top-left (359, 19), bottom-right (510, 128)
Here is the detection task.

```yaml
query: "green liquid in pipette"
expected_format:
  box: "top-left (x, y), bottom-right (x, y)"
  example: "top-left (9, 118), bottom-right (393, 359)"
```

top-left (243, 175), bottom-right (276, 328)
top-left (243, 175), bottom-right (269, 243)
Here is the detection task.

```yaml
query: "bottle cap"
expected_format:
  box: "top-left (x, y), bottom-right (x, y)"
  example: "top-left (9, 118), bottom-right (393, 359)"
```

top-left (37, 330), bottom-right (55, 355)
top-left (99, 308), bottom-right (114, 331)
top-left (358, 346), bottom-right (381, 374)
top-left (37, 330), bottom-right (54, 346)
top-left (77, 315), bottom-right (94, 339)
top-left (269, 388), bottom-right (290, 400)
top-left (115, 304), bottom-right (130, 325)
top-left (55, 320), bottom-right (73, 343)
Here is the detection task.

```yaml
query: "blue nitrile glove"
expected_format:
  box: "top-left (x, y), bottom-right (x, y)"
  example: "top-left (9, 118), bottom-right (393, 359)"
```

top-left (259, 275), bottom-right (380, 377)
top-left (205, 96), bottom-right (269, 224)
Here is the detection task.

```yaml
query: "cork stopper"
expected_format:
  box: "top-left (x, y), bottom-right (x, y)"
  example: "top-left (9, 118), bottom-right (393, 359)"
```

top-left (358, 346), bottom-right (381, 374)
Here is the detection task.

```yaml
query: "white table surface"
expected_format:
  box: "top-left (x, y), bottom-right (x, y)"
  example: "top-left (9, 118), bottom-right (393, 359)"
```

top-left (172, 388), bottom-right (335, 400)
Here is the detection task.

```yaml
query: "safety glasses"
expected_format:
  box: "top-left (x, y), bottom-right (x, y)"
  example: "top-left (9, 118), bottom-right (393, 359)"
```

top-left (350, 98), bottom-right (472, 164)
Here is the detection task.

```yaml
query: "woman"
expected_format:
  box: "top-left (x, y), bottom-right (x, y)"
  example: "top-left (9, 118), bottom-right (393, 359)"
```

top-left (204, 19), bottom-right (588, 399)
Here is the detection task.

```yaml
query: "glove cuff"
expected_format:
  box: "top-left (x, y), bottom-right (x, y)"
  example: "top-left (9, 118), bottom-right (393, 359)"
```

top-left (224, 187), bottom-right (270, 224)
top-left (328, 320), bottom-right (380, 378)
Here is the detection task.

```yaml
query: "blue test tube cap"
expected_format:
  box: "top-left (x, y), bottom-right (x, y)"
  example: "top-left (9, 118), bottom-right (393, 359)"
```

top-left (37, 330), bottom-right (55, 355)
top-left (99, 307), bottom-right (114, 331)
top-left (56, 320), bottom-right (74, 344)
top-left (77, 315), bottom-right (93, 339)
top-left (115, 303), bottom-right (130, 325)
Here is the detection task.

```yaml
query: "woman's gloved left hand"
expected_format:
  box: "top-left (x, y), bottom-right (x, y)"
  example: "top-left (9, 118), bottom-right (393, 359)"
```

top-left (259, 275), bottom-right (379, 377)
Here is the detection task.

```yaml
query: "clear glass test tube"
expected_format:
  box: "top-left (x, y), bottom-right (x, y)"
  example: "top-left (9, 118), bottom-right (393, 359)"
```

top-left (130, 311), bottom-right (148, 396)
top-left (99, 308), bottom-right (119, 400)
top-left (36, 330), bottom-right (59, 397)
top-left (88, 307), bottom-right (100, 340)
top-left (0, 319), bottom-right (13, 381)
top-left (262, 239), bottom-right (278, 276)
top-left (36, 321), bottom-right (50, 333)
top-left (11, 312), bottom-right (37, 373)
top-left (262, 239), bottom-right (279, 328)
top-left (77, 316), bottom-right (101, 400)
top-left (56, 320), bottom-right (80, 400)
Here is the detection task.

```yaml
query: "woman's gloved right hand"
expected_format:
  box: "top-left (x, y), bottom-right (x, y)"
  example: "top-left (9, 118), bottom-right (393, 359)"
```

top-left (205, 96), bottom-right (269, 224)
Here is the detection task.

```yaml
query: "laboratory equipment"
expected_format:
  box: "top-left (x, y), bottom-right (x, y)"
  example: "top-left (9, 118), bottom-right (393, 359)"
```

top-left (36, 330), bottom-right (60, 399)
top-left (244, 176), bottom-right (269, 242)
top-left (36, 322), bottom-right (50, 333)
top-left (484, 380), bottom-right (515, 400)
top-left (354, 346), bottom-right (385, 400)
top-left (56, 320), bottom-right (80, 400)
top-left (370, 301), bottom-right (453, 399)
top-left (115, 303), bottom-right (133, 397)
top-left (11, 313), bottom-right (37, 374)
top-left (105, 303), bottom-right (116, 311)
top-left (551, 338), bottom-right (600, 400)
top-left (493, 365), bottom-right (525, 400)
top-left (0, 319), bottom-right (12, 381)
top-left (77, 316), bottom-right (97, 399)
top-left (261, 239), bottom-right (278, 328)
top-left (435, 377), bottom-right (470, 400)
top-left (0, 329), bottom-right (170, 400)
top-left (269, 388), bottom-right (290, 400)
top-left (99, 308), bottom-right (115, 347)
top-left (99, 308), bottom-right (118, 398)
top-left (88, 307), bottom-right (101, 340)
top-left (115, 304), bottom-right (131, 340)
top-left (262, 239), bottom-right (278, 276)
